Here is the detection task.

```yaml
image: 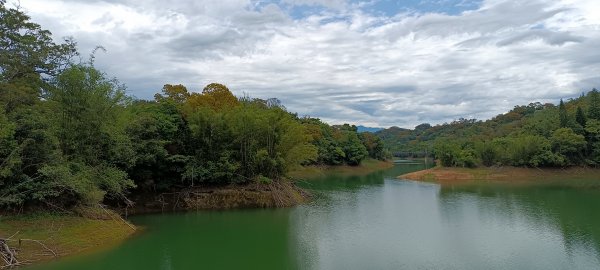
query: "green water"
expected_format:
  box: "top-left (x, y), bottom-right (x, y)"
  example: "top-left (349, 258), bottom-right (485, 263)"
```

top-left (31, 164), bottom-right (600, 270)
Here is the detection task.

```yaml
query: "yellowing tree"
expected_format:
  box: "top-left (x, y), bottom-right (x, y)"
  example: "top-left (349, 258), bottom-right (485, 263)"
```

top-left (185, 83), bottom-right (239, 113)
top-left (154, 84), bottom-right (190, 104)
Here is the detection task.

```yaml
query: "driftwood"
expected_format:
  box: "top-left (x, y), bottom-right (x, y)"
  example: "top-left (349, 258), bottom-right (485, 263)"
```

top-left (1, 239), bottom-right (18, 269)
top-left (0, 231), bottom-right (57, 269)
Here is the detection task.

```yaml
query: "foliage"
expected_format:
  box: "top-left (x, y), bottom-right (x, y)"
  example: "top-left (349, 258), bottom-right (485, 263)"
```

top-left (0, 6), bottom-right (379, 211)
top-left (377, 92), bottom-right (600, 168)
top-left (550, 128), bottom-right (586, 164)
top-left (589, 89), bottom-right (600, 121)
top-left (0, 1), bottom-right (77, 111)
top-left (559, 99), bottom-right (568, 128)
top-left (576, 106), bottom-right (586, 128)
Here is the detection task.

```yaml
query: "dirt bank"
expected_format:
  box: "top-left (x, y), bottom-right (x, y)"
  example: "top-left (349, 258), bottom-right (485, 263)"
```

top-left (399, 166), bottom-right (600, 186)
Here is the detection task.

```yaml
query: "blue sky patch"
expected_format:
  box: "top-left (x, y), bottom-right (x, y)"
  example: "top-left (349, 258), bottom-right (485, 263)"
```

top-left (252, 0), bottom-right (483, 19)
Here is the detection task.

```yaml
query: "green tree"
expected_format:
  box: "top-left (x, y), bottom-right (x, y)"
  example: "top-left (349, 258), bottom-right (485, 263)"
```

top-left (588, 89), bottom-right (600, 121)
top-left (0, 110), bottom-right (17, 179)
top-left (507, 135), bottom-right (564, 167)
top-left (433, 139), bottom-right (460, 167)
top-left (584, 119), bottom-right (600, 164)
top-left (359, 132), bottom-right (386, 160)
top-left (575, 106), bottom-right (586, 128)
top-left (558, 99), bottom-right (569, 128)
top-left (475, 141), bottom-right (497, 167)
top-left (44, 65), bottom-right (135, 204)
top-left (550, 128), bottom-right (586, 164)
top-left (0, 1), bottom-right (77, 111)
top-left (125, 100), bottom-right (187, 190)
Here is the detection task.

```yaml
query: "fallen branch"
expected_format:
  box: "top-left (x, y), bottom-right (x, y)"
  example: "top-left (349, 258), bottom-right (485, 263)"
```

top-left (97, 204), bottom-right (136, 231)
top-left (0, 238), bottom-right (19, 269)
top-left (18, 239), bottom-right (56, 258)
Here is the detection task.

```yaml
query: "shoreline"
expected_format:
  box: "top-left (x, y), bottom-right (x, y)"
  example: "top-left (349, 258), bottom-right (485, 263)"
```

top-left (0, 181), bottom-right (306, 268)
top-left (0, 210), bottom-right (137, 268)
top-left (1, 161), bottom-right (393, 268)
top-left (398, 166), bottom-right (600, 187)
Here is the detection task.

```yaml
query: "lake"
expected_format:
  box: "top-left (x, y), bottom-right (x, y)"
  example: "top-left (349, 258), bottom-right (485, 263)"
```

top-left (30, 163), bottom-right (600, 269)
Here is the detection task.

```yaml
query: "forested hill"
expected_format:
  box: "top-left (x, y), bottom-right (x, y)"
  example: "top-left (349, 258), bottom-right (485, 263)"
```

top-left (377, 91), bottom-right (600, 168)
top-left (0, 3), bottom-right (387, 211)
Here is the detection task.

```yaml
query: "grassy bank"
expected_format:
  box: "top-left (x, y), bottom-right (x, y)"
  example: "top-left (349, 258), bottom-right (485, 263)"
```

top-left (399, 166), bottom-right (600, 187)
top-left (288, 159), bottom-right (394, 180)
top-left (0, 209), bottom-right (136, 268)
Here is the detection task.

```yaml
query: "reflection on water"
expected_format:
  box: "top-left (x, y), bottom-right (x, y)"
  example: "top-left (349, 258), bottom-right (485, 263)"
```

top-left (31, 164), bottom-right (600, 270)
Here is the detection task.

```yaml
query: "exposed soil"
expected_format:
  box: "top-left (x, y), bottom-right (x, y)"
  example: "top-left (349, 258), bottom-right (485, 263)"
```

top-left (123, 180), bottom-right (310, 215)
top-left (399, 166), bottom-right (600, 186)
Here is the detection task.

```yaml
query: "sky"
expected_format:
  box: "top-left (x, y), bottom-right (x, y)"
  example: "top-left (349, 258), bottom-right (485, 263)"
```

top-left (14, 0), bottom-right (600, 128)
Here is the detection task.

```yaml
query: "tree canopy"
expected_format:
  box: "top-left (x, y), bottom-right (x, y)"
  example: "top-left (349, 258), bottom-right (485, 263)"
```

top-left (0, 4), bottom-right (387, 210)
top-left (377, 92), bottom-right (600, 168)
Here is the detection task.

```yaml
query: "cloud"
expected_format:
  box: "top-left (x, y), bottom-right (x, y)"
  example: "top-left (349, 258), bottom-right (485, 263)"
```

top-left (15, 0), bottom-right (600, 128)
top-left (282, 0), bottom-right (348, 9)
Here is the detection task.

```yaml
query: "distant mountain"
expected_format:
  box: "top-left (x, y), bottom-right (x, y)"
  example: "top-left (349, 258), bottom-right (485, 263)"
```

top-left (356, 125), bottom-right (384, 133)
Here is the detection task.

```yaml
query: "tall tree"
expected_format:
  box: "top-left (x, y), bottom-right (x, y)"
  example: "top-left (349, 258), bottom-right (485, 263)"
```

top-left (589, 89), bottom-right (600, 121)
top-left (0, 0), bottom-right (77, 111)
top-left (576, 106), bottom-right (586, 127)
top-left (558, 99), bottom-right (568, 128)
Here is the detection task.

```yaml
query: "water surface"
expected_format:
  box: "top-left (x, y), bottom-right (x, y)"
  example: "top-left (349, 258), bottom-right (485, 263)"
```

top-left (32, 164), bottom-right (600, 269)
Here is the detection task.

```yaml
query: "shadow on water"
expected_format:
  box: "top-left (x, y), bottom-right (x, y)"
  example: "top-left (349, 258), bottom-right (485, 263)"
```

top-left (30, 208), bottom-right (298, 270)
top-left (298, 162), bottom-right (427, 192)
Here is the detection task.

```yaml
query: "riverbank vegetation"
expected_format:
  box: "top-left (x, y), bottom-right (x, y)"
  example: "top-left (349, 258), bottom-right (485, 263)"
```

top-left (377, 90), bottom-right (600, 168)
top-left (0, 2), bottom-right (387, 213)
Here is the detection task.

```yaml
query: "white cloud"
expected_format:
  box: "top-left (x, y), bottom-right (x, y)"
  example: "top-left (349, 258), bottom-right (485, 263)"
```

top-left (15, 0), bottom-right (600, 128)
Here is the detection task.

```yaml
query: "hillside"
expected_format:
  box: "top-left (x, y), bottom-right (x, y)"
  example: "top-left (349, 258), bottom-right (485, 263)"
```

top-left (377, 90), bottom-right (600, 167)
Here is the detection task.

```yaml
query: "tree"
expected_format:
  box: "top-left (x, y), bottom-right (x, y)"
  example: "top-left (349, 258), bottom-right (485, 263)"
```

top-left (575, 106), bottom-right (586, 128)
top-left (44, 65), bottom-right (135, 204)
top-left (476, 141), bottom-right (497, 167)
top-left (0, 110), bottom-right (17, 179)
top-left (588, 89), bottom-right (600, 121)
top-left (584, 119), bottom-right (600, 164)
top-left (359, 132), bottom-right (386, 160)
top-left (507, 135), bottom-right (564, 167)
top-left (125, 100), bottom-right (187, 190)
top-left (154, 84), bottom-right (190, 104)
top-left (433, 139), bottom-right (460, 167)
top-left (49, 65), bottom-right (130, 163)
top-left (551, 128), bottom-right (586, 164)
top-left (0, 1), bottom-right (77, 111)
top-left (558, 99), bottom-right (568, 128)
top-left (341, 130), bottom-right (368, 166)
